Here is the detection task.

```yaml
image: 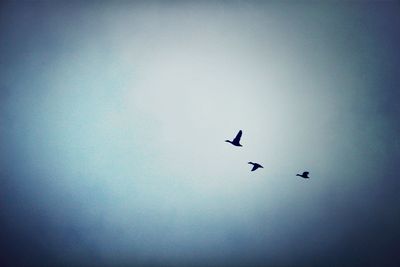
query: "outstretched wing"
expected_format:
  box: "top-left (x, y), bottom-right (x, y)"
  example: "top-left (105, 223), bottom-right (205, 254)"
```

top-left (233, 130), bottom-right (242, 143)
top-left (251, 165), bottom-right (258, 171)
top-left (303, 171), bottom-right (309, 176)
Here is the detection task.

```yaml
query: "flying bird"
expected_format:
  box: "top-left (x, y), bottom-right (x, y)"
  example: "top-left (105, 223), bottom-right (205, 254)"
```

top-left (248, 162), bottom-right (263, 172)
top-left (225, 130), bottom-right (243, 147)
top-left (296, 171), bottom-right (310, 179)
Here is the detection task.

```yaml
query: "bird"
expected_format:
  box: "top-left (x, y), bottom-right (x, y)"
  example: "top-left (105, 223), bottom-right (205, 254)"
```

top-left (296, 171), bottom-right (310, 179)
top-left (248, 162), bottom-right (263, 172)
top-left (225, 130), bottom-right (243, 147)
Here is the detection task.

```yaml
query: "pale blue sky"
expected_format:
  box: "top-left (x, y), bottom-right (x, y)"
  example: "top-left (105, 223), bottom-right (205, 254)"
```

top-left (1, 1), bottom-right (399, 266)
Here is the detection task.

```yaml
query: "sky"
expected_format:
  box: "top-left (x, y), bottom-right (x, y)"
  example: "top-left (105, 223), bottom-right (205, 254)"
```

top-left (0, 1), bottom-right (400, 267)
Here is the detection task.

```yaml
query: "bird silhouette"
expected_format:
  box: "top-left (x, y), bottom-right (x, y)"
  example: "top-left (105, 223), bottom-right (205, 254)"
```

top-left (296, 171), bottom-right (310, 179)
top-left (248, 162), bottom-right (263, 171)
top-left (225, 130), bottom-right (243, 147)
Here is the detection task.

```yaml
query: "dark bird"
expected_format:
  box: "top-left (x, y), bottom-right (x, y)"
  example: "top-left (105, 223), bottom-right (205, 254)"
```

top-left (248, 162), bottom-right (263, 172)
top-left (225, 130), bottom-right (243, 147)
top-left (296, 171), bottom-right (310, 179)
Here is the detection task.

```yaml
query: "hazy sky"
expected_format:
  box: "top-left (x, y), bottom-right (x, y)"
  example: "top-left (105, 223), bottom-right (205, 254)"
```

top-left (1, 1), bottom-right (399, 267)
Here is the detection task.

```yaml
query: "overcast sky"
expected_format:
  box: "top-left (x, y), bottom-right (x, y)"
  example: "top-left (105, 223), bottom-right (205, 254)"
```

top-left (1, 1), bottom-right (400, 267)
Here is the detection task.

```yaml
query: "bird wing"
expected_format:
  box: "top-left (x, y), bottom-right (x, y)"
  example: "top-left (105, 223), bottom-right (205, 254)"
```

top-left (251, 165), bottom-right (258, 171)
top-left (233, 130), bottom-right (242, 143)
top-left (303, 171), bottom-right (309, 176)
